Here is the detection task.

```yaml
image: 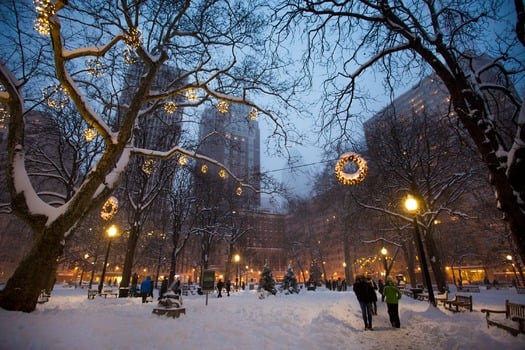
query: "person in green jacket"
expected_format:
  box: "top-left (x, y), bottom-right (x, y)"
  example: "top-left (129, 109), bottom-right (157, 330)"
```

top-left (383, 276), bottom-right (402, 328)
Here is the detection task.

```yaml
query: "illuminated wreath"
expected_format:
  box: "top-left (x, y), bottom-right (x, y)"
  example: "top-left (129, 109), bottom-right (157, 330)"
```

top-left (334, 152), bottom-right (368, 186)
top-left (100, 196), bottom-right (119, 221)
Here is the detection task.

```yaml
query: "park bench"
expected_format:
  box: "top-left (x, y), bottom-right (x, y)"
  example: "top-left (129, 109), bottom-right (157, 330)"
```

top-left (458, 285), bottom-right (480, 293)
top-left (418, 290), bottom-right (448, 304)
top-left (444, 294), bottom-right (472, 312)
top-left (153, 292), bottom-right (185, 318)
top-left (152, 307), bottom-right (186, 318)
top-left (100, 289), bottom-right (118, 298)
top-left (481, 300), bottom-right (525, 336)
top-left (87, 289), bottom-right (98, 299)
top-left (37, 289), bottom-right (51, 304)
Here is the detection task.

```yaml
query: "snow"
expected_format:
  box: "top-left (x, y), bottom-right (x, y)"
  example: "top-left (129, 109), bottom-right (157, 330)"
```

top-left (1, 284), bottom-right (524, 350)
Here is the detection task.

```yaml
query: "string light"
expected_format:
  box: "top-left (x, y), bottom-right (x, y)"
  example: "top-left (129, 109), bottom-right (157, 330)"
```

top-left (334, 152), bottom-right (368, 186)
top-left (0, 107), bottom-right (9, 124)
top-left (218, 169), bottom-right (227, 179)
top-left (124, 27), bottom-right (142, 48)
top-left (34, 0), bottom-right (55, 35)
top-left (217, 100), bottom-right (229, 113)
top-left (123, 47), bottom-right (138, 64)
top-left (100, 196), bottom-right (119, 221)
top-left (83, 128), bottom-right (96, 141)
top-left (236, 186), bottom-right (242, 196)
top-left (249, 108), bottom-right (258, 121)
top-left (163, 101), bottom-right (178, 114)
top-left (178, 156), bottom-right (187, 166)
top-left (201, 164), bottom-right (208, 174)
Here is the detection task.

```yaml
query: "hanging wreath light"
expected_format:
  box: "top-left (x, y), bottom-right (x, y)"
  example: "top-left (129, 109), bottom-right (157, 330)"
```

top-left (83, 127), bottom-right (97, 141)
top-left (163, 101), bottom-right (178, 114)
top-left (334, 152), bottom-right (368, 186)
top-left (185, 88), bottom-right (198, 102)
top-left (86, 58), bottom-right (105, 77)
top-left (42, 85), bottom-right (69, 109)
top-left (142, 159), bottom-right (156, 174)
top-left (100, 196), bottom-right (119, 221)
top-left (217, 100), bottom-right (229, 113)
top-left (249, 108), bottom-right (258, 121)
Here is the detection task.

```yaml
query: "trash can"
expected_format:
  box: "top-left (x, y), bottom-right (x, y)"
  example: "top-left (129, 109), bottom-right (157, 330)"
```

top-left (118, 287), bottom-right (129, 298)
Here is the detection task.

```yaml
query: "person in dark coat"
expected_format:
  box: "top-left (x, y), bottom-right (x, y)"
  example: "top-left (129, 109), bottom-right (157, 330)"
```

top-left (131, 272), bottom-right (138, 297)
top-left (159, 277), bottom-right (168, 299)
top-left (216, 279), bottom-right (224, 298)
top-left (140, 276), bottom-right (152, 303)
top-left (366, 275), bottom-right (378, 315)
top-left (378, 279), bottom-right (385, 302)
top-left (225, 280), bottom-right (232, 296)
top-left (353, 275), bottom-right (376, 330)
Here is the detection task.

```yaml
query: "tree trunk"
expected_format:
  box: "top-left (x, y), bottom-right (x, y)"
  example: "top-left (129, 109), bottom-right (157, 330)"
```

top-left (424, 230), bottom-right (447, 292)
top-left (0, 228), bottom-right (64, 312)
top-left (120, 225), bottom-right (141, 289)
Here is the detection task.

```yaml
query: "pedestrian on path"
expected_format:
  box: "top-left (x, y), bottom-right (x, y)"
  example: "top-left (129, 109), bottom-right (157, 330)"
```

top-left (353, 275), bottom-right (376, 330)
top-left (383, 276), bottom-right (402, 328)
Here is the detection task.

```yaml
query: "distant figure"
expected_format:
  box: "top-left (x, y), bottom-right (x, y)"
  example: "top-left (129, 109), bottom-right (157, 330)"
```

top-left (383, 276), bottom-right (402, 328)
top-left (366, 274), bottom-right (378, 315)
top-left (378, 279), bottom-right (385, 302)
top-left (353, 275), bottom-right (376, 330)
top-left (140, 276), bottom-right (152, 303)
top-left (225, 280), bottom-right (232, 296)
top-left (130, 272), bottom-right (138, 297)
top-left (217, 279), bottom-right (224, 298)
top-left (159, 277), bottom-right (168, 299)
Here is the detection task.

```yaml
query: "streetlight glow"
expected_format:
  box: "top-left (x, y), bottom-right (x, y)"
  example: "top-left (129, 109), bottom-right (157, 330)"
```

top-left (404, 195), bottom-right (419, 212)
top-left (381, 247), bottom-right (387, 256)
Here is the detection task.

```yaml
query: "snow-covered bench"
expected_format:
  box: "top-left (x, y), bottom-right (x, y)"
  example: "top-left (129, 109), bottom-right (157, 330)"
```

top-left (37, 289), bottom-right (51, 304)
top-left (444, 294), bottom-right (472, 312)
top-left (481, 300), bottom-right (525, 336)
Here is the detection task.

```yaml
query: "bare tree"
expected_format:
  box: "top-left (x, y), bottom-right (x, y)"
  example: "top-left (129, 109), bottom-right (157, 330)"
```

top-left (0, 0), bottom-right (293, 312)
top-left (273, 0), bottom-right (525, 264)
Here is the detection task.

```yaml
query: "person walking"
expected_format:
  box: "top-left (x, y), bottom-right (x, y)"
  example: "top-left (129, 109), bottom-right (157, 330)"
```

top-left (216, 279), bottom-right (224, 298)
top-left (383, 276), bottom-right (402, 328)
top-left (140, 276), bottom-right (152, 303)
top-left (378, 279), bottom-right (385, 302)
top-left (225, 280), bottom-right (232, 296)
top-left (353, 275), bottom-right (376, 330)
top-left (159, 277), bottom-right (168, 299)
top-left (366, 275), bottom-right (378, 315)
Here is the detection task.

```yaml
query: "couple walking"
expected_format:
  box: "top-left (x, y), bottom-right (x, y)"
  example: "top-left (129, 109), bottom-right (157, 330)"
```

top-left (353, 275), bottom-right (401, 330)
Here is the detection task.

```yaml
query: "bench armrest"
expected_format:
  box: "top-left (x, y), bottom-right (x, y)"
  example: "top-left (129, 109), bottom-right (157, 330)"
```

top-left (480, 309), bottom-right (506, 316)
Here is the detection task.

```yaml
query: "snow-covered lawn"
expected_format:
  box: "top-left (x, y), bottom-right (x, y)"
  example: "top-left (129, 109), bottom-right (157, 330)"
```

top-left (1, 284), bottom-right (524, 350)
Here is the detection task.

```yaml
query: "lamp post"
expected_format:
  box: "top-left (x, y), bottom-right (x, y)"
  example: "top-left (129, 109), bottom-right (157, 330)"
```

top-left (234, 254), bottom-right (240, 291)
top-left (98, 225), bottom-right (118, 294)
top-left (404, 195), bottom-right (436, 306)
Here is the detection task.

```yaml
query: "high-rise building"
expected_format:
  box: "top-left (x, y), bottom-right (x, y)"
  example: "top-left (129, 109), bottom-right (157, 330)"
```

top-left (197, 103), bottom-right (261, 209)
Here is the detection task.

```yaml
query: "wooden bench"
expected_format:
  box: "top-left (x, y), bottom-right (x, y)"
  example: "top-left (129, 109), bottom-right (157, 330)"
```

top-left (481, 300), bottom-right (525, 336)
top-left (87, 289), bottom-right (98, 299)
top-left (402, 289), bottom-right (414, 298)
top-left (458, 285), bottom-right (480, 293)
top-left (444, 294), bottom-right (472, 312)
top-left (516, 286), bottom-right (525, 294)
top-left (152, 307), bottom-right (186, 318)
top-left (100, 289), bottom-right (118, 298)
top-left (37, 289), bottom-right (51, 304)
top-left (434, 290), bottom-right (449, 305)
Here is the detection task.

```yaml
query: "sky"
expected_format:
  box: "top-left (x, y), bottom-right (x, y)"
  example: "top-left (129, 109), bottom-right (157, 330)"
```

top-left (1, 283), bottom-right (524, 350)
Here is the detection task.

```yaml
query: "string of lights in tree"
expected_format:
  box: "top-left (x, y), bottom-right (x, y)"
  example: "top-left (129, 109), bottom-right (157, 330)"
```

top-left (42, 85), bottom-right (69, 109)
top-left (334, 152), bottom-right (368, 186)
top-left (85, 58), bottom-right (105, 77)
top-left (100, 196), bottom-right (119, 221)
top-left (217, 100), bottom-right (229, 113)
top-left (83, 127), bottom-right (97, 141)
top-left (34, 0), bottom-right (55, 35)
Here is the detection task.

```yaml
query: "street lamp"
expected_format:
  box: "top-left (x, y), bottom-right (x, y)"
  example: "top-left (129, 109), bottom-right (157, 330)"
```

top-left (98, 225), bottom-right (118, 294)
top-left (381, 247), bottom-right (388, 276)
top-left (506, 255), bottom-right (520, 286)
top-left (404, 195), bottom-right (436, 306)
top-left (234, 254), bottom-right (240, 291)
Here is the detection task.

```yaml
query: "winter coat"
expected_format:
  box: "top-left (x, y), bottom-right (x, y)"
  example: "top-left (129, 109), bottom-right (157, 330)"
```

top-left (383, 281), bottom-right (402, 304)
top-left (216, 280), bottom-right (224, 291)
top-left (140, 276), bottom-right (152, 294)
top-left (353, 279), bottom-right (376, 303)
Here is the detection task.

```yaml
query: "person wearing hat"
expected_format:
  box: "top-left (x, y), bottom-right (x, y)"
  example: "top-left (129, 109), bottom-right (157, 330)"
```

top-left (353, 275), bottom-right (376, 330)
top-left (383, 275), bottom-right (402, 328)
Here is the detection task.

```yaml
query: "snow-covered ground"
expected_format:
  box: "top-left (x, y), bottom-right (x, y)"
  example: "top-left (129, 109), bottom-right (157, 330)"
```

top-left (1, 284), bottom-right (524, 350)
